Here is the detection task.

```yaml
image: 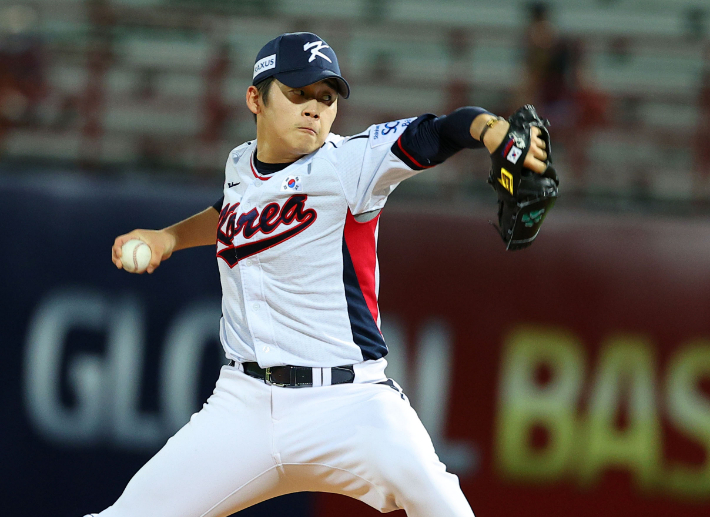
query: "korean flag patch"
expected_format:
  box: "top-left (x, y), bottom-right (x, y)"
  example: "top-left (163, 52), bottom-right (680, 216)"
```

top-left (507, 145), bottom-right (523, 164)
top-left (281, 175), bottom-right (302, 192)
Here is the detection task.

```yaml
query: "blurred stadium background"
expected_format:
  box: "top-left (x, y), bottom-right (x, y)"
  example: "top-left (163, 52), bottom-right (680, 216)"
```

top-left (1, 0), bottom-right (710, 516)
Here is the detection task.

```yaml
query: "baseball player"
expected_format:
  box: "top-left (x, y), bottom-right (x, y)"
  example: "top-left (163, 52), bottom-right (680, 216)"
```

top-left (94, 32), bottom-right (550, 517)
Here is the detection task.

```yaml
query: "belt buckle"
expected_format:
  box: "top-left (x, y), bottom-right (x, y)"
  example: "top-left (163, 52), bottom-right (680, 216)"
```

top-left (264, 367), bottom-right (288, 387)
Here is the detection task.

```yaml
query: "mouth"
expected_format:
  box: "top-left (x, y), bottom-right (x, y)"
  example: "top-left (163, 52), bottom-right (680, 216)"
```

top-left (298, 127), bottom-right (317, 136)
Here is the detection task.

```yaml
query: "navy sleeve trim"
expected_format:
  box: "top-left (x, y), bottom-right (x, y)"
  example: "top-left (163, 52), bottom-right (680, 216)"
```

top-left (212, 196), bottom-right (224, 212)
top-left (391, 107), bottom-right (493, 170)
top-left (392, 134), bottom-right (435, 171)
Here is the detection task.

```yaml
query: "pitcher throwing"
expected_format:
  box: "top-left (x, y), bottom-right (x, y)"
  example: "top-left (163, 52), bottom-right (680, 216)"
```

top-left (94, 31), bottom-right (553, 517)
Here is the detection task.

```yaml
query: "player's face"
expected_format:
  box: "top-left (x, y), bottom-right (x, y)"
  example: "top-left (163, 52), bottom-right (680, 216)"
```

top-left (251, 79), bottom-right (338, 161)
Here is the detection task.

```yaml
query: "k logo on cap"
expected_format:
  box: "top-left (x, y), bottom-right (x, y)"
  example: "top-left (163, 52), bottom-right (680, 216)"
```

top-left (303, 41), bottom-right (332, 63)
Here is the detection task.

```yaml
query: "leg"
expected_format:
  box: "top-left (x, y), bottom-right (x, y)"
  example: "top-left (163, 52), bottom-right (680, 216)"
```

top-left (92, 367), bottom-right (289, 517)
top-left (273, 381), bottom-right (475, 517)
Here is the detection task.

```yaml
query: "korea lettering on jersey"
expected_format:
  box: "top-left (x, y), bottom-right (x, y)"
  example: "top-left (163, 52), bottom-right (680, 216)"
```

top-left (215, 118), bottom-right (417, 368)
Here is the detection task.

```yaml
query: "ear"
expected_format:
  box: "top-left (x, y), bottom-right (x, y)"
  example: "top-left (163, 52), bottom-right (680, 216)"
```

top-left (246, 85), bottom-right (260, 116)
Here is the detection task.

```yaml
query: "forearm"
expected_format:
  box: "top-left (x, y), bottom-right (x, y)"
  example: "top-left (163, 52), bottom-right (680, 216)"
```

top-left (164, 206), bottom-right (220, 252)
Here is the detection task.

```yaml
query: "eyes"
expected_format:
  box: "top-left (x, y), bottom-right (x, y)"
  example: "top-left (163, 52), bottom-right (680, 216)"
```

top-left (291, 89), bottom-right (335, 105)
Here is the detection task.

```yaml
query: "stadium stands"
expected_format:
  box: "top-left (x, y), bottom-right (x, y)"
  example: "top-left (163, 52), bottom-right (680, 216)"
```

top-left (0, 0), bottom-right (706, 202)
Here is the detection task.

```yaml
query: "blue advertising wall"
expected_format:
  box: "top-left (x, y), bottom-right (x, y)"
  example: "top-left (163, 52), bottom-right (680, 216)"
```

top-left (0, 173), bottom-right (310, 517)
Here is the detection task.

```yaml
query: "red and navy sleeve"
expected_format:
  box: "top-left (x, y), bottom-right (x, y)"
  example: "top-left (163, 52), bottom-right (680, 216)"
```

top-left (391, 107), bottom-right (493, 171)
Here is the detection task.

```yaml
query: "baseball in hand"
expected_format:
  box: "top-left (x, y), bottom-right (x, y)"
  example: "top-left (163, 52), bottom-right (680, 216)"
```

top-left (121, 239), bottom-right (152, 273)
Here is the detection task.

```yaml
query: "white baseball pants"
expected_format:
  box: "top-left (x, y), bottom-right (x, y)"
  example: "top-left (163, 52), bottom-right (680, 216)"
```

top-left (88, 364), bottom-right (474, 517)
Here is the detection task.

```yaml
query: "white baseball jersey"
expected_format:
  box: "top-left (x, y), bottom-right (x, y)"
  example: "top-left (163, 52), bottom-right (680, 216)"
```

top-left (215, 117), bottom-right (420, 368)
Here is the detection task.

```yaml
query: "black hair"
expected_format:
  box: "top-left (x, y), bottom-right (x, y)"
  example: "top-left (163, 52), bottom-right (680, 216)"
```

top-left (253, 76), bottom-right (275, 123)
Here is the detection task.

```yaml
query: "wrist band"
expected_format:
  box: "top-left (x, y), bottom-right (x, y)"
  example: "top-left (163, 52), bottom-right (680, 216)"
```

top-left (479, 116), bottom-right (504, 143)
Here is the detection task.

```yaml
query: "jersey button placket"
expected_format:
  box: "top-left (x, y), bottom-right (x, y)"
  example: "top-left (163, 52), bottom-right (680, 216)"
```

top-left (241, 254), bottom-right (277, 363)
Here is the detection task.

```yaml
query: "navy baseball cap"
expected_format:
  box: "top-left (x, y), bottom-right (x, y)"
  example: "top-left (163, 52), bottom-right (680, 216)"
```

top-left (252, 32), bottom-right (350, 99)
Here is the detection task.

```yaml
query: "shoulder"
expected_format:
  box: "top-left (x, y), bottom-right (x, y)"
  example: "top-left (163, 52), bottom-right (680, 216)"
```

top-left (228, 140), bottom-right (255, 164)
top-left (317, 118), bottom-right (418, 161)
top-left (328, 117), bottom-right (418, 149)
top-left (312, 132), bottom-right (359, 165)
top-left (324, 132), bottom-right (347, 146)
top-left (313, 118), bottom-right (418, 177)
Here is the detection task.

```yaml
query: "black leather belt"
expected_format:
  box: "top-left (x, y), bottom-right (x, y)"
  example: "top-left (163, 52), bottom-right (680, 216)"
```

top-left (229, 360), bottom-right (355, 387)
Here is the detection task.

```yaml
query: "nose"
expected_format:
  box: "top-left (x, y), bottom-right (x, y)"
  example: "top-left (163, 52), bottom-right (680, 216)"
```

top-left (302, 99), bottom-right (320, 119)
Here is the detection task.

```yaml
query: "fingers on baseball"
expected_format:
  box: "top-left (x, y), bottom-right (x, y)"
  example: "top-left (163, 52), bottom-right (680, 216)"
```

top-left (112, 237), bottom-right (126, 268)
top-left (147, 248), bottom-right (162, 274)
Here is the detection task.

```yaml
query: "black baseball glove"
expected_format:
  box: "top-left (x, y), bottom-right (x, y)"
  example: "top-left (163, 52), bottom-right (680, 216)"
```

top-left (487, 104), bottom-right (559, 251)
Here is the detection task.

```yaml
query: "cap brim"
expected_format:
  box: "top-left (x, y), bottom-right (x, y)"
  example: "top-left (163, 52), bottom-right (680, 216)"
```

top-left (275, 69), bottom-right (350, 99)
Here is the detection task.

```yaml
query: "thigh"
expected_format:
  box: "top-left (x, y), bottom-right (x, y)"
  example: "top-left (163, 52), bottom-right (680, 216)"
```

top-left (99, 367), bottom-right (284, 517)
top-left (275, 381), bottom-right (474, 517)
